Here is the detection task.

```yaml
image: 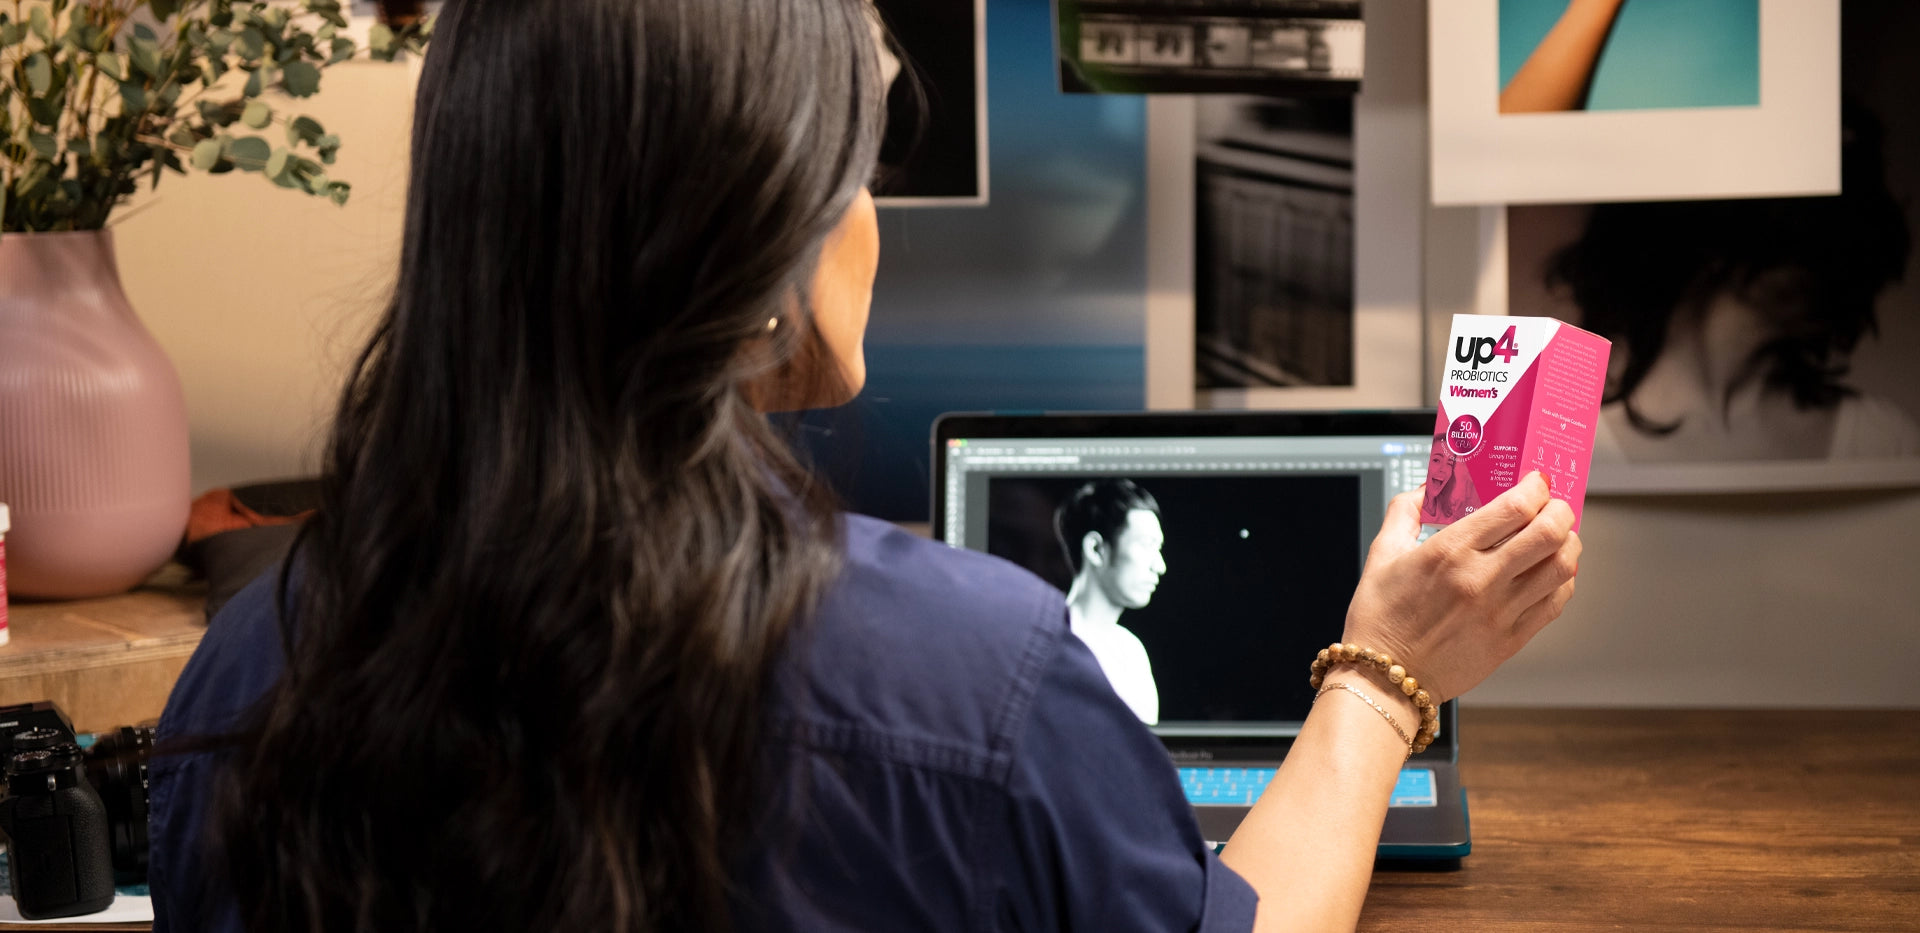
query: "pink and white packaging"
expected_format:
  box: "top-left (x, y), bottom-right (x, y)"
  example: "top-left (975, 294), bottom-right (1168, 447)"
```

top-left (1420, 315), bottom-right (1612, 534)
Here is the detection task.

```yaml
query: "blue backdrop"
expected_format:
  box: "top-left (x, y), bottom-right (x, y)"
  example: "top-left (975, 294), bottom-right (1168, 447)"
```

top-left (805, 0), bottom-right (1149, 521)
top-left (1499, 0), bottom-right (1760, 112)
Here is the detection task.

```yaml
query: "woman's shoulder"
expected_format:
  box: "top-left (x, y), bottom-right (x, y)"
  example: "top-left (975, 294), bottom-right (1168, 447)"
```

top-left (828, 513), bottom-right (1068, 647)
top-left (158, 564), bottom-right (294, 744)
top-left (772, 514), bottom-right (1073, 777)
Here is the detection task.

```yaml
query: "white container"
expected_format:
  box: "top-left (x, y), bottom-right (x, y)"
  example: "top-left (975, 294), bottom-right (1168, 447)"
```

top-left (0, 502), bottom-right (10, 645)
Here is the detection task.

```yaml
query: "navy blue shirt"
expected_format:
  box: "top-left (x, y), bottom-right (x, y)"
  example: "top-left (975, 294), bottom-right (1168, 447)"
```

top-left (150, 514), bottom-right (1257, 931)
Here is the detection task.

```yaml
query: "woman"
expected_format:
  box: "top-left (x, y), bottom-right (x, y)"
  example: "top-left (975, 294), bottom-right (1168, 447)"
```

top-left (150, 1), bottom-right (1581, 930)
top-left (1421, 431), bottom-right (1481, 523)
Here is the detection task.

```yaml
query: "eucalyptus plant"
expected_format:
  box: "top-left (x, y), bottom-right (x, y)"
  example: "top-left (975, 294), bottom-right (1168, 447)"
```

top-left (1, 0), bottom-right (429, 232)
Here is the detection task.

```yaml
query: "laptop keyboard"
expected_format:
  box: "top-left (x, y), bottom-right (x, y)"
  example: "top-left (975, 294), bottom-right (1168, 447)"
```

top-left (1180, 767), bottom-right (1438, 807)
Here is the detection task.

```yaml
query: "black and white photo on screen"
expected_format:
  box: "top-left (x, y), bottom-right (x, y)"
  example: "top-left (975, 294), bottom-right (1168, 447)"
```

top-left (984, 473), bottom-right (1363, 726)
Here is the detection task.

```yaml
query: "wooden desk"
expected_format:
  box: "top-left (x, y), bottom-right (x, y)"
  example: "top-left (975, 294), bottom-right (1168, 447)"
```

top-left (1360, 708), bottom-right (1920, 933)
top-left (4, 707), bottom-right (1912, 930)
top-left (0, 568), bottom-right (207, 734)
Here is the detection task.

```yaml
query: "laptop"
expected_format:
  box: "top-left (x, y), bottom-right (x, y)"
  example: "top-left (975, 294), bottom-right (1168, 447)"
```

top-left (930, 410), bottom-right (1469, 861)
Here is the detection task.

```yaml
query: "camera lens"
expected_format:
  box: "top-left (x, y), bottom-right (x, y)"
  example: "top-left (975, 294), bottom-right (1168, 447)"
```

top-left (82, 725), bottom-right (156, 883)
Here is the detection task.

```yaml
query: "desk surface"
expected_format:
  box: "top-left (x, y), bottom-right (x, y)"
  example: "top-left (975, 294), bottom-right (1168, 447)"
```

top-left (1359, 707), bottom-right (1920, 933)
top-left (2, 707), bottom-right (1912, 931)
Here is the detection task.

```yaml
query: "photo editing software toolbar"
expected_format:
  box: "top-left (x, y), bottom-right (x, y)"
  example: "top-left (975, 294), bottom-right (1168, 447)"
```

top-left (943, 435), bottom-right (1430, 550)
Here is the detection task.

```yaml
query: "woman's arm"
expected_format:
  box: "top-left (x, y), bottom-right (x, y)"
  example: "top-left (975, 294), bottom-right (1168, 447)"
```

top-left (1499, 0), bottom-right (1629, 114)
top-left (1218, 677), bottom-right (1419, 931)
top-left (1222, 475), bottom-right (1580, 932)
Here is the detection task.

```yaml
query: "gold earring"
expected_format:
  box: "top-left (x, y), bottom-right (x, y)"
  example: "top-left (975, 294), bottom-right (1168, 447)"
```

top-left (766, 317), bottom-right (779, 332)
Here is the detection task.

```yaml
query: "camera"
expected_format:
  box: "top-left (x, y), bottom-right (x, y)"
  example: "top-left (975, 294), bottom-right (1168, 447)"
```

top-left (0, 702), bottom-right (154, 920)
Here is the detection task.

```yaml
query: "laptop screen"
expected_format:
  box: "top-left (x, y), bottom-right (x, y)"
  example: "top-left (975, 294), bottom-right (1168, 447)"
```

top-left (935, 413), bottom-right (1432, 739)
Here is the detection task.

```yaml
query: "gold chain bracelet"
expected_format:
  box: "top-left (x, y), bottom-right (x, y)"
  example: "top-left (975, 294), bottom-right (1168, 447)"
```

top-left (1309, 642), bottom-right (1440, 754)
top-left (1315, 681), bottom-right (1413, 757)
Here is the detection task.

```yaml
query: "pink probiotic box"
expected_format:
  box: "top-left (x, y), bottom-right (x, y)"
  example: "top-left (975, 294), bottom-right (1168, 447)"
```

top-left (1419, 315), bottom-right (1611, 535)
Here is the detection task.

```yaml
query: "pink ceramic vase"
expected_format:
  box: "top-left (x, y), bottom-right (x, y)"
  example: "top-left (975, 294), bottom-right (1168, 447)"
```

top-left (0, 231), bottom-right (191, 598)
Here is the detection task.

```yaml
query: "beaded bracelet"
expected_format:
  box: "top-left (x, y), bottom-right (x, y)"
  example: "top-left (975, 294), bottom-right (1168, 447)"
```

top-left (1309, 642), bottom-right (1440, 754)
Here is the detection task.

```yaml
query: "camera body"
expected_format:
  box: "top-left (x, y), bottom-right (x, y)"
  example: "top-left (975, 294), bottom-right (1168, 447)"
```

top-left (0, 702), bottom-right (154, 920)
top-left (0, 724), bottom-right (115, 919)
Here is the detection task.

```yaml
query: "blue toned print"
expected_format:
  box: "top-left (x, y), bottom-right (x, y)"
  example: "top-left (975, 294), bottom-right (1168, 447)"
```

top-left (1498, 0), bottom-right (1760, 112)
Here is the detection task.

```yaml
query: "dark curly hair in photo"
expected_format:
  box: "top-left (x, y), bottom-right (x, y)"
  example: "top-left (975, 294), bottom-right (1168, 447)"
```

top-left (1545, 99), bottom-right (1911, 435)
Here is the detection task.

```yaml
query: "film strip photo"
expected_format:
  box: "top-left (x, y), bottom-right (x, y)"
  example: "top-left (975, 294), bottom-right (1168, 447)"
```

top-left (1057, 0), bottom-right (1364, 95)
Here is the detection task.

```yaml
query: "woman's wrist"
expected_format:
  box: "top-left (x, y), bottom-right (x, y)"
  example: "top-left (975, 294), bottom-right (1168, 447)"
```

top-left (1325, 663), bottom-right (1418, 719)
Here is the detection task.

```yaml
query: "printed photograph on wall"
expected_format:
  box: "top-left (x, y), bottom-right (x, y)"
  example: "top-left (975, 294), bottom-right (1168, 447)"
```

top-left (1498, 0), bottom-right (1758, 115)
top-left (872, 0), bottom-right (987, 204)
top-left (984, 473), bottom-right (1360, 726)
top-left (1055, 0), bottom-right (1363, 96)
top-left (1194, 95), bottom-right (1354, 390)
top-left (1430, 0), bottom-right (1839, 205)
top-left (1502, 0), bottom-right (1920, 491)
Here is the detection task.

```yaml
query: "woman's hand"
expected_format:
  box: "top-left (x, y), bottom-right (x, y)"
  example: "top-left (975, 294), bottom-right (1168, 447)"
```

top-left (1340, 472), bottom-right (1580, 704)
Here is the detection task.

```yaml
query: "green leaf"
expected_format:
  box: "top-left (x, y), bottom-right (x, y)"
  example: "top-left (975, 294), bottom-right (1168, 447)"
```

top-left (315, 23), bottom-right (336, 42)
top-left (129, 37), bottom-right (163, 79)
top-left (281, 61), bottom-right (320, 98)
top-left (265, 146), bottom-right (290, 181)
top-left (98, 53), bottom-right (125, 83)
top-left (238, 27), bottom-right (265, 59)
top-left (198, 99), bottom-right (241, 127)
top-left (228, 135), bottom-right (271, 168)
top-left (243, 66), bottom-right (264, 98)
top-left (286, 115), bottom-right (324, 145)
top-left (24, 52), bottom-right (51, 97)
top-left (151, 0), bottom-right (181, 19)
top-left (66, 135), bottom-right (89, 159)
top-left (328, 36), bottom-right (355, 64)
top-left (167, 125), bottom-right (197, 149)
top-left (65, 23), bottom-right (100, 54)
top-left (133, 24), bottom-right (157, 42)
top-left (242, 100), bottom-right (271, 129)
top-left (368, 23), bottom-right (394, 55)
top-left (190, 138), bottom-right (223, 171)
top-left (118, 81), bottom-right (148, 112)
top-left (27, 131), bottom-right (55, 159)
top-left (28, 6), bottom-right (49, 43)
top-left (27, 96), bottom-right (60, 127)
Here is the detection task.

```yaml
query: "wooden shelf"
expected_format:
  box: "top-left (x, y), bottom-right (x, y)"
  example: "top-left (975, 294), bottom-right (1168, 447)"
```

top-left (1, 566), bottom-right (207, 734)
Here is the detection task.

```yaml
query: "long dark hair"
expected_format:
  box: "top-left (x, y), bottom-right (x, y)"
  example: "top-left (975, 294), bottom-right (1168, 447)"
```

top-left (1547, 100), bottom-right (1910, 434)
top-left (211, 0), bottom-right (885, 928)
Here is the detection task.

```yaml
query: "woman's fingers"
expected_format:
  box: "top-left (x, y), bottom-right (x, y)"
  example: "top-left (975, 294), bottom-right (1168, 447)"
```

top-left (1449, 472), bottom-right (1553, 551)
top-left (1368, 487), bottom-right (1426, 564)
top-left (1507, 532), bottom-right (1581, 630)
top-left (1510, 574), bottom-right (1578, 643)
top-left (1490, 497), bottom-right (1576, 578)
